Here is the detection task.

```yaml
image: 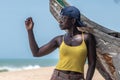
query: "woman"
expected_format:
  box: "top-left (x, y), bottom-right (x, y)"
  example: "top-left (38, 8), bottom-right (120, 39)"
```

top-left (25, 6), bottom-right (96, 80)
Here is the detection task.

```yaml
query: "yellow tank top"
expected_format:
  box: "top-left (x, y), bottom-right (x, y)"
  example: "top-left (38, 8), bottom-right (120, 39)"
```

top-left (56, 33), bottom-right (87, 73)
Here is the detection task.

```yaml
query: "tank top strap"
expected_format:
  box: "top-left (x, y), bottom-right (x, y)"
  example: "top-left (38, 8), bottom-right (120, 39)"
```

top-left (62, 34), bottom-right (66, 41)
top-left (82, 32), bottom-right (85, 41)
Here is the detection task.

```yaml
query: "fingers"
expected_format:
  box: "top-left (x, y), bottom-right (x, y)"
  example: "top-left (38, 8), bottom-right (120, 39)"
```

top-left (25, 17), bottom-right (34, 25)
top-left (25, 17), bottom-right (34, 31)
top-left (25, 17), bottom-right (33, 22)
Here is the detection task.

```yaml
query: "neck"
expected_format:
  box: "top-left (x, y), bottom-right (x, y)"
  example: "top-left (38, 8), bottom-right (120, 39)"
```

top-left (67, 26), bottom-right (81, 37)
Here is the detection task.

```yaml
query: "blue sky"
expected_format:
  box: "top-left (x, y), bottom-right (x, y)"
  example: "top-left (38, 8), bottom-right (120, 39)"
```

top-left (68, 0), bottom-right (120, 31)
top-left (0, 0), bottom-right (120, 59)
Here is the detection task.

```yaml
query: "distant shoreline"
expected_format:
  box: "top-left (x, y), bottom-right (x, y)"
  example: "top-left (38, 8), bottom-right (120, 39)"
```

top-left (0, 58), bottom-right (88, 72)
top-left (0, 65), bottom-right (105, 80)
top-left (0, 58), bottom-right (58, 72)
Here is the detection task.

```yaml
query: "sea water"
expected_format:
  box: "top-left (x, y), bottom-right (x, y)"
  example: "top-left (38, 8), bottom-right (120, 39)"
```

top-left (0, 58), bottom-right (58, 72)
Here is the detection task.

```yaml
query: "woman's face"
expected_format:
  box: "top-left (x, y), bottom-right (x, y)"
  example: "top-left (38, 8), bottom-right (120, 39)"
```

top-left (59, 15), bottom-right (73, 30)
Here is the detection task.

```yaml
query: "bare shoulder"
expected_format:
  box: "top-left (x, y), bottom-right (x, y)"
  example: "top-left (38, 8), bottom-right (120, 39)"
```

top-left (53, 35), bottom-right (63, 41)
top-left (83, 33), bottom-right (96, 43)
top-left (51, 35), bottom-right (63, 47)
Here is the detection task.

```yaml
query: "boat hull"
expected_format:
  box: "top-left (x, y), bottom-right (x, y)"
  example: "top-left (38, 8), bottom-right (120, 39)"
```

top-left (49, 0), bottom-right (120, 80)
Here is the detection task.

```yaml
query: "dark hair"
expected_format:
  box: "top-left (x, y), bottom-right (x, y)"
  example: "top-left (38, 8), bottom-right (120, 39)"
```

top-left (60, 6), bottom-right (85, 27)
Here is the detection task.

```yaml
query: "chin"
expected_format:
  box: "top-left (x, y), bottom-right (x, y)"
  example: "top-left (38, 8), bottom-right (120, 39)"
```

top-left (60, 27), bottom-right (66, 30)
top-left (59, 25), bottom-right (63, 30)
top-left (60, 28), bottom-right (64, 30)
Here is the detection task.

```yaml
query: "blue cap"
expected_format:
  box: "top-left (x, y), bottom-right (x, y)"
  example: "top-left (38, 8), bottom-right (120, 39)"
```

top-left (60, 6), bottom-right (85, 27)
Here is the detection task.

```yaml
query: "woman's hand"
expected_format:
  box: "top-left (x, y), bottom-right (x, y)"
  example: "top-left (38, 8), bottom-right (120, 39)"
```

top-left (25, 17), bottom-right (34, 31)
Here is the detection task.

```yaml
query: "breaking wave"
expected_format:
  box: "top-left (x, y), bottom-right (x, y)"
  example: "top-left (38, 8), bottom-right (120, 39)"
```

top-left (0, 65), bottom-right (40, 72)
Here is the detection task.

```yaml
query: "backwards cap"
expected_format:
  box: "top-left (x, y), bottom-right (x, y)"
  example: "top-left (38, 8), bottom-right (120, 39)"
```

top-left (60, 6), bottom-right (85, 27)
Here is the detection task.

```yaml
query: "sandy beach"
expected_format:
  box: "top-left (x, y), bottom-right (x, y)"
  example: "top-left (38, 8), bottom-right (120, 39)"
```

top-left (0, 64), bottom-right (105, 80)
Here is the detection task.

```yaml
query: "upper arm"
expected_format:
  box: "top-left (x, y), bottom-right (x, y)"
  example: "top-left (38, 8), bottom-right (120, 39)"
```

top-left (86, 33), bottom-right (96, 65)
top-left (34, 36), bottom-right (62, 57)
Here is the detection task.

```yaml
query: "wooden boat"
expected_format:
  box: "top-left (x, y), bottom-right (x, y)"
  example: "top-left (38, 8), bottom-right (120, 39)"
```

top-left (49, 0), bottom-right (120, 80)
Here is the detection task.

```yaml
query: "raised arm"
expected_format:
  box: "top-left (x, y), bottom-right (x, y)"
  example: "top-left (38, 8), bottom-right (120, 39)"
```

top-left (86, 33), bottom-right (96, 80)
top-left (25, 17), bottom-right (59, 57)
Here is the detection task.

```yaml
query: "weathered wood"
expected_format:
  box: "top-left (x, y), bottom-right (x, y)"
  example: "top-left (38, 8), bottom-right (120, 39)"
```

top-left (49, 0), bottom-right (120, 80)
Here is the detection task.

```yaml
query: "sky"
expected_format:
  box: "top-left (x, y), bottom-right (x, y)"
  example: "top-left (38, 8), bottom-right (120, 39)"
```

top-left (68, 0), bottom-right (120, 31)
top-left (0, 0), bottom-right (120, 59)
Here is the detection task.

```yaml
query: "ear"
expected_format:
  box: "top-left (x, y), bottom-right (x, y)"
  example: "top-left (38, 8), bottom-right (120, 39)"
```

top-left (72, 18), bottom-right (76, 25)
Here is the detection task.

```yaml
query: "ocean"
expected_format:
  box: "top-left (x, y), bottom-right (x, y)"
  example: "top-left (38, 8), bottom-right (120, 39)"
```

top-left (0, 58), bottom-right (58, 72)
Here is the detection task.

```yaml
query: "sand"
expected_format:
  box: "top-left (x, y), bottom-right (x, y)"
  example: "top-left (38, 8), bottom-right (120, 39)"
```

top-left (0, 65), bottom-right (105, 80)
